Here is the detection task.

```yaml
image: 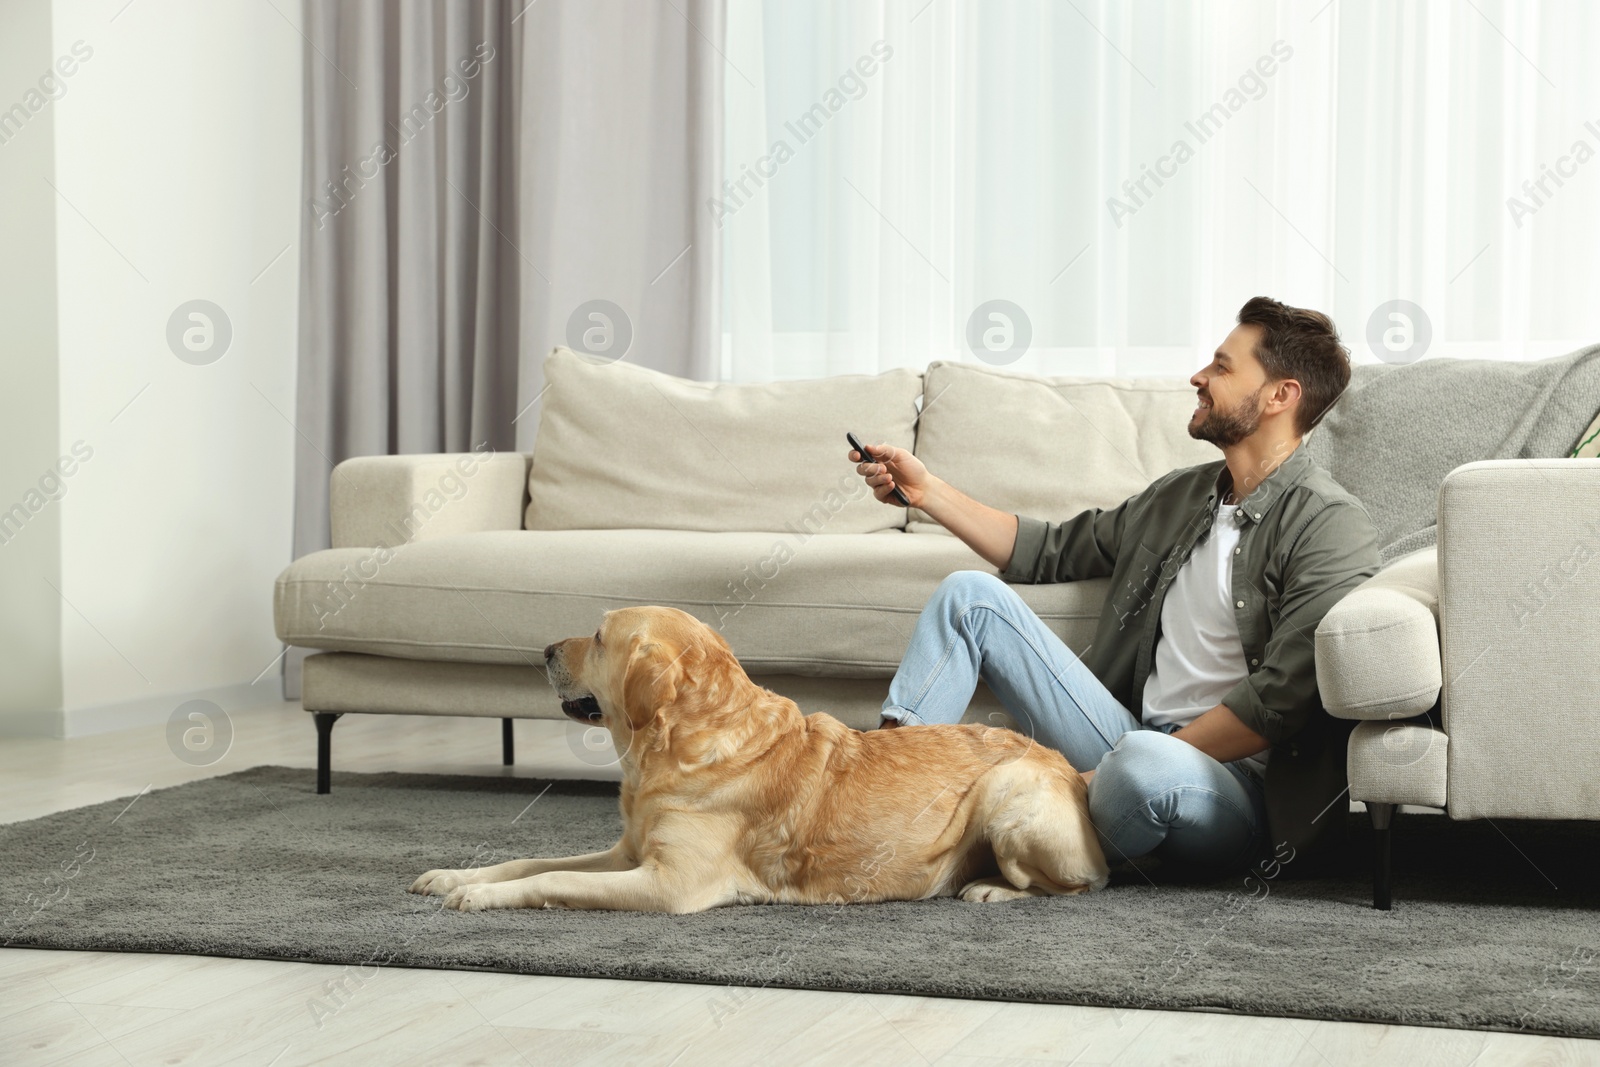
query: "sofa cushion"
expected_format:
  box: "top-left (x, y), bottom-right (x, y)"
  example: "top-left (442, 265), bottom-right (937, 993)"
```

top-left (1347, 719), bottom-right (1448, 808)
top-left (525, 346), bottom-right (921, 535)
top-left (1315, 546), bottom-right (1440, 721)
top-left (275, 529), bottom-right (1110, 678)
top-left (907, 360), bottom-right (1216, 534)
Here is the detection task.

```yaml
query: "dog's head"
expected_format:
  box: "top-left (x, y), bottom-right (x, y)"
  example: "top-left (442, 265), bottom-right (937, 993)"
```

top-left (543, 606), bottom-right (750, 760)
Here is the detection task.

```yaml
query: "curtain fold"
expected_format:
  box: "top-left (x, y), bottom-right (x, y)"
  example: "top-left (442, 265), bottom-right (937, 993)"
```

top-left (294, 0), bottom-right (523, 562)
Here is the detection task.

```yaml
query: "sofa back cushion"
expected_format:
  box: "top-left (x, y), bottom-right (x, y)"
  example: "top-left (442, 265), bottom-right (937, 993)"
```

top-left (908, 360), bottom-right (1216, 533)
top-left (526, 347), bottom-right (922, 534)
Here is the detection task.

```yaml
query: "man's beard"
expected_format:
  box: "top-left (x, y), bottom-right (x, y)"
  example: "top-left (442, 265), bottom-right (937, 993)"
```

top-left (1189, 389), bottom-right (1261, 447)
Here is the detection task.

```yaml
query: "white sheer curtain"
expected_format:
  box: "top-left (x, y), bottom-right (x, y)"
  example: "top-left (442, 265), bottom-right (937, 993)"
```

top-left (720, 0), bottom-right (1600, 382)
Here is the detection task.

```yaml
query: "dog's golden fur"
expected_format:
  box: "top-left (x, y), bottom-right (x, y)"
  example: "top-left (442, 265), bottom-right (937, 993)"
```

top-left (410, 605), bottom-right (1109, 912)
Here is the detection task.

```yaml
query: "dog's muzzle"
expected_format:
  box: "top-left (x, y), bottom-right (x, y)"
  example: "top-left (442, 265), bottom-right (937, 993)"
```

top-left (545, 641), bottom-right (602, 723)
top-left (561, 696), bottom-right (603, 723)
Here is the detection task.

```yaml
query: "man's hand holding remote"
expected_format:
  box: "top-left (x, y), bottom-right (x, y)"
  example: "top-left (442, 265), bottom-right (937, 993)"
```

top-left (848, 443), bottom-right (1021, 573)
top-left (848, 442), bottom-right (929, 508)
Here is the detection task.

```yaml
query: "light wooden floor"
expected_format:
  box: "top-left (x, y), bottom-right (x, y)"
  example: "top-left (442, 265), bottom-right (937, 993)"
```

top-left (1, 701), bottom-right (1595, 1066)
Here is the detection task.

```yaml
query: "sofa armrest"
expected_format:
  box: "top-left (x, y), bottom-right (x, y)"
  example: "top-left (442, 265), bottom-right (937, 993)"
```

top-left (1315, 545), bottom-right (1441, 721)
top-left (329, 450), bottom-right (530, 548)
top-left (1437, 458), bottom-right (1600, 819)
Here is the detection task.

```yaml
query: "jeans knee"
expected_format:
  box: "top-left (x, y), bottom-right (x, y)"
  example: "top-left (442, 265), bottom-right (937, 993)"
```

top-left (934, 569), bottom-right (1006, 607)
top-left (1090, 731), bottom-right (1174, 810)
top-left (1103, 726), bottom-right (1172, 770)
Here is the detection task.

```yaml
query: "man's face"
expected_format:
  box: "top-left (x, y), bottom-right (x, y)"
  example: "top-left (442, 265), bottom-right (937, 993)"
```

top-left (1188, 323), bottom-right (1273, 447)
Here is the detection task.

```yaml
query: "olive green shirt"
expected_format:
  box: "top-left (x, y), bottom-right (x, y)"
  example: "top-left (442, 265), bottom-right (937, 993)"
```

top-left (998, 441), bottom-right (1382, 865)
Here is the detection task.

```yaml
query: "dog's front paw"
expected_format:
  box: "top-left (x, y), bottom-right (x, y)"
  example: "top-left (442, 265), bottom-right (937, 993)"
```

top-left (444, 884), bottom-right (507, 912)
top-left (410, 868), bottom-right (472, 896)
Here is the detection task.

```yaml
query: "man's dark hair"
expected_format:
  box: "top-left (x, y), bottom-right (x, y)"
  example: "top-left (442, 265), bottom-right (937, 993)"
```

top-left (1235, 296), bottom-right (1350, 436)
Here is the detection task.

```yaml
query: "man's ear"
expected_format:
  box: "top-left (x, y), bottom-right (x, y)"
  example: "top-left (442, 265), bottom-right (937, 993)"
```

top-left (1267, 377), bottom-right (1305, 415)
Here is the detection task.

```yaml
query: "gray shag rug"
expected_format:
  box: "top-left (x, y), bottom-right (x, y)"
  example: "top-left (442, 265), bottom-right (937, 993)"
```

top-left (2, 766), bottom-right (1597, 1038)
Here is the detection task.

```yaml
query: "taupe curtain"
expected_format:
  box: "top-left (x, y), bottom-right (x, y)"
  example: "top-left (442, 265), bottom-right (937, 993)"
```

top-left (294, 0), bottom-right (524, 559)
top-left (290, 0), bottom-right (723, 693)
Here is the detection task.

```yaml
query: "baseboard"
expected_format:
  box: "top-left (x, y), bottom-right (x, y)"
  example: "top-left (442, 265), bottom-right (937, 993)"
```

top-left (0, 708), bottom-right (69, 739)
top-left (1, 682), bottom-right (295, 740)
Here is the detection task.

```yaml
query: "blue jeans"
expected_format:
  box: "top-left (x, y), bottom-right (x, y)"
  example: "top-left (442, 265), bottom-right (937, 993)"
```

top-left (881, 570), bottom-right (1270, 874)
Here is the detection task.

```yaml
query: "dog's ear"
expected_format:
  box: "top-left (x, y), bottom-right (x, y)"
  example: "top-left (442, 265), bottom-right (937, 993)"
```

top-left (621, 637), bottom-right (686, 734)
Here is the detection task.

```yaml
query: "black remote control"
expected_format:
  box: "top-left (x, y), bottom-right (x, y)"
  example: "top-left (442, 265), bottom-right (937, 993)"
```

top-left (847, 431), bottom-right (912, 507)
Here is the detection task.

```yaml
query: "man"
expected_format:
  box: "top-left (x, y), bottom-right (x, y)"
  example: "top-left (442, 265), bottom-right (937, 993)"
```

top-left (850, 296), bottom-right (1381, 875)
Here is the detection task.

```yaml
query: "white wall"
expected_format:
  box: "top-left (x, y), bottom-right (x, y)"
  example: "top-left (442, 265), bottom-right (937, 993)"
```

top-left (5, 0), bottom-right (302, 735)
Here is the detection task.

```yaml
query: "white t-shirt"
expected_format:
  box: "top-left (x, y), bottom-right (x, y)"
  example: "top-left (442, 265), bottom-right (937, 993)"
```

top-left (1141, 501), bottom-right (1269, 777)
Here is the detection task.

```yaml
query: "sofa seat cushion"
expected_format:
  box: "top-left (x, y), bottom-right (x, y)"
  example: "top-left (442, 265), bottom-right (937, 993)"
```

top-left (906, 359), bottom-right (1216, 535)
top-left (275, 529), bottom-right (1111, 678)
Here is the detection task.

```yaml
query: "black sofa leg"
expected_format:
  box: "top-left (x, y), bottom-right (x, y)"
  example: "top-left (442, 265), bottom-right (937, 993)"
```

top-left (313, 712), bottom-right (343, 795)
top-left (1369, 802), bottom-right (1395, 910)
top-left (502, 718), bottom-right (515, 766)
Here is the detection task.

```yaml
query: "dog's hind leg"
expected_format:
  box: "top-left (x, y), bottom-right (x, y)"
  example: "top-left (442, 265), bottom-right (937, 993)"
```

top-left (959, 764), bottom-right (1109, 902)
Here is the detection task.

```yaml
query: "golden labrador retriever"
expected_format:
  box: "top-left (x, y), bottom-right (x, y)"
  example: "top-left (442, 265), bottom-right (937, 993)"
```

top-left (409, 605), bottom-right (1108, 912)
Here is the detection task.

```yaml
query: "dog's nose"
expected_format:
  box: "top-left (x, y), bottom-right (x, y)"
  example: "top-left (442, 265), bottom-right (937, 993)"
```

top-left (543, 643), bottom-right (556, 662)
